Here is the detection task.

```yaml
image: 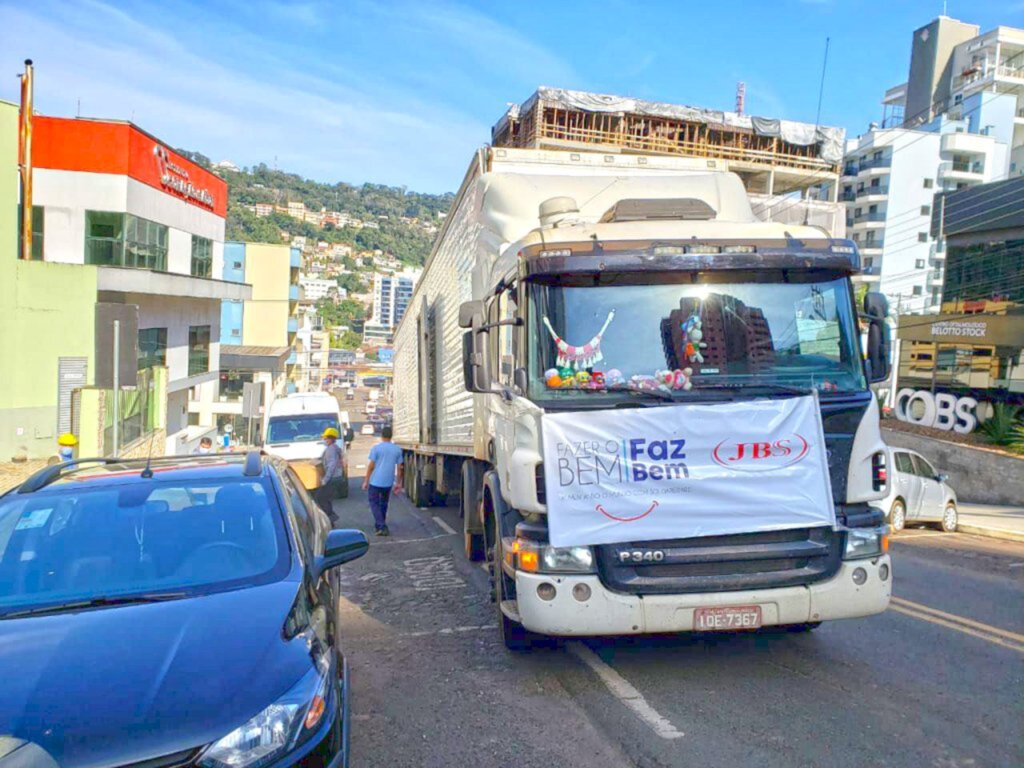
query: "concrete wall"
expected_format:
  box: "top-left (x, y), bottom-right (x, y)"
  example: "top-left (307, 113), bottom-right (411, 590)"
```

top-left (882, 427), bottom-right (1024, 506)
top-left (242, 243), bottom-right (293, 348)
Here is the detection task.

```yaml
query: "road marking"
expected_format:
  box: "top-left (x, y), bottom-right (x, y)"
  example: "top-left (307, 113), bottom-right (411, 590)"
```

top-left (376, 534), bottom-right (454, 546)
top-left (432, 515), bottom-right (457, 535)
top-left (405, 624), bottom-right (496, 638)
top-left (568, 642), bottom-right (684, 740)
top-left (890, 597), bottom-right (1024, 654)
top-left (1007, 562), bottom-right (1024, 569)
top-left (403, 555), bottom-right (467, 591)
top-left (893, 531), bottom-right (942, 540)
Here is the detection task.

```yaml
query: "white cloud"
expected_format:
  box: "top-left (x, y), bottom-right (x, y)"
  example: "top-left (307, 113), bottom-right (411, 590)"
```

top-left (0, 0), bottom-right (575, 191)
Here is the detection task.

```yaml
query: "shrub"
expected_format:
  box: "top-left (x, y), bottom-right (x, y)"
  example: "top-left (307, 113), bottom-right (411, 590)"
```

top-left (978, 403), bottom-right (1022, 446)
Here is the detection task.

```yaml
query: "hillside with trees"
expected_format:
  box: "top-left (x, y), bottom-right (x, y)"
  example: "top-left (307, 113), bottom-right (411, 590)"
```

top-left (177, 150), bottom-right (453, 266)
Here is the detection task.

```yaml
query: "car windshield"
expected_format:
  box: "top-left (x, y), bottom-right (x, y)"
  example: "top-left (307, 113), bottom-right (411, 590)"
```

top-left (267, 415), bottom-right (339, 443)
top-left (528, 274), bottom-right (866, 399)
top-left (0, 476), bottom-right (288, 616)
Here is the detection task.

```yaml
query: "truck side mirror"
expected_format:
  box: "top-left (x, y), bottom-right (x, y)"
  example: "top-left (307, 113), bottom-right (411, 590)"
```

top-left (462, 330), bottom-right (491, 393)
top-left (458, 300), bottom-right (485, 329)
top-left (863, 291), bottom-right (891, 384)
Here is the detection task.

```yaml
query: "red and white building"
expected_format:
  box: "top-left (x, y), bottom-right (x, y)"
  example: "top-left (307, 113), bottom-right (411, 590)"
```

top-left (30, 117), bottom-right (251, 452)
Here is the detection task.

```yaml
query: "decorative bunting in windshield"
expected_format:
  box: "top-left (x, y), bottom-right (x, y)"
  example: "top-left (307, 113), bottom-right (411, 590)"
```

top-left (542, 310), bottom-right (616, 370)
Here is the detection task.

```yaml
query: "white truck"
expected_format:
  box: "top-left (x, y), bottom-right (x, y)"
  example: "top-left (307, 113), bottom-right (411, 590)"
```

top-left (392, 146), bottom-right (893, 650)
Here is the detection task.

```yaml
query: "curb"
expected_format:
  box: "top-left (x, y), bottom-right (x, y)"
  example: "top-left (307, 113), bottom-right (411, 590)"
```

top-left (957, 523), bottom-right (1024, 544)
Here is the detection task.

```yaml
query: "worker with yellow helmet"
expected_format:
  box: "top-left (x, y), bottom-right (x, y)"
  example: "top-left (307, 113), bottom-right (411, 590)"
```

top-left (314, 427), bottom-right (346, 522)
top-left (57, 433), bottom-right (78, 462)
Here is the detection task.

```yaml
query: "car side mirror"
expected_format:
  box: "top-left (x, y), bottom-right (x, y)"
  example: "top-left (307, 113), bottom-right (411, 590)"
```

top-left (314, 528), bottom-right (368, 580)
top-left (863, 291), bottom-right (891, 384)
top-left (936, 473), bottom-right (949, 484)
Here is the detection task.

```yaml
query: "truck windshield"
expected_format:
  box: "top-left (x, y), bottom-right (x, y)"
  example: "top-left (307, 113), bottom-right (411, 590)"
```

top-left (528, 275), bottom-right (866, 398)
top-left (266, 415), bottom-right (339, 444)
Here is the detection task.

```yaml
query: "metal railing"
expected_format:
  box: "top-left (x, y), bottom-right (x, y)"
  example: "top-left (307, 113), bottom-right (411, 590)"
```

top-left (853, 212), bottom-right (886, 223)
top-left (858, 156), bottom-right (891, 170)
top-left (856, 185), bottom-right (889, 198)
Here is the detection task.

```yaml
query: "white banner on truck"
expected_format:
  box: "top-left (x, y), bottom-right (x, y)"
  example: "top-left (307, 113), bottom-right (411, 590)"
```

top-left (541, 395), bottom-right (835, 547)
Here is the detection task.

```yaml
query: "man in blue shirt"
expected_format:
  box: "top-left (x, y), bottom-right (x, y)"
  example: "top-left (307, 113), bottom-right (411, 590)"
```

top-left (362, 425), bottom-right (404, 536)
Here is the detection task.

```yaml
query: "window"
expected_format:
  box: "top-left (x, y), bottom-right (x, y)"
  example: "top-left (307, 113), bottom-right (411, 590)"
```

top-left (864, 257), bottom-right (873, 268)
top-left (19, 205), bottom-right (44, 260)
top-left (872, 150), bottom-right (882, 161)
top-left (868, 204), bottom-right (878, 213)
top-left (138, 328), bottom-right (168, 370)
top-left (124, 216), bottom-right (168, 271)
top-left (219, 369), bottom-right (253, 401)
top-left (188, 325), bottom-right (211, 376)
top-left (894, 453), bottom-right (914, 474)
top-left (854, 208), bottom-right (862, 217)
top-left (911, 455), bottom-right (936, 479)
top-left (912, 286), bottom-right (923, 296)
top-left (918, 232), bottom-right (928, 242)
top-left (191, 236), bottom-right (213, 278)
top-left (915, 259), bottom-right (926, 269)
top-left (920, 205), bottom-right (931, 216)
top-left (85, 210), bottom-right (125, 265)
top-left (924, 178), bottom-right (934, 189)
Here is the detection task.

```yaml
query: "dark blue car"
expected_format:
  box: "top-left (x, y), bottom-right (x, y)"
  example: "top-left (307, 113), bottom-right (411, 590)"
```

top-left (0, 452), bottom-right (367, 768)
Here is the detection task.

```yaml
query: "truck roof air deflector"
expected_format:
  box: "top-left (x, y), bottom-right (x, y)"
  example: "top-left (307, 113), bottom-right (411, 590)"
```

top-left (600, 198), bottom-right (717, 223)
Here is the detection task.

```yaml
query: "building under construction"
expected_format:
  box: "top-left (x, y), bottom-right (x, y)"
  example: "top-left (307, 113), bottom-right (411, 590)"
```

top-left (492, 87), bottom-right (846, 231)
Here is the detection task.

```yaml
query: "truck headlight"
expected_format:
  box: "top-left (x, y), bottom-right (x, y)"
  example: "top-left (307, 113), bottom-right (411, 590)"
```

top-left (509, 538), bottom-right (595, 574)
top-left (199, 660), bottom-right (331, 768)
top-left (843, 527), bottom-right (889, 560)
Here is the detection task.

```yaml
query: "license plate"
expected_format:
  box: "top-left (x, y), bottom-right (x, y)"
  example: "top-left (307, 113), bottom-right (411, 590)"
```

top-left (693, 605), bottom-right (763, 631)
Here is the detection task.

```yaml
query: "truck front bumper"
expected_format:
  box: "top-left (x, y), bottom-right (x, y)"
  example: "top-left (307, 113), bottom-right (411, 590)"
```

top-left (514, 556), bottom-right (891, 636)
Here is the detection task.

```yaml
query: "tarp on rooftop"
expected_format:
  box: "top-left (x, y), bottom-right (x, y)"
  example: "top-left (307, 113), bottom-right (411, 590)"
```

top-left (507, 86), bottom-right (845, 163)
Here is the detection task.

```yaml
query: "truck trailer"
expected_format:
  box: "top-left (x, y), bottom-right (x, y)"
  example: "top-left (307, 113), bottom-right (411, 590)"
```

top-left (392, 145), bottom-right (893, 650)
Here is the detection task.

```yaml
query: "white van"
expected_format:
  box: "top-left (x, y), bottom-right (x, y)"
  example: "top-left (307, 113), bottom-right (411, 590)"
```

top-left (265, 393), bottom-right (342, 462)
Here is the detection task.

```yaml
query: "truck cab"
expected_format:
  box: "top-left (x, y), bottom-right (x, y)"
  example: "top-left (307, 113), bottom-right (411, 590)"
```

top-left (457, 174), bottom-right (893, 648)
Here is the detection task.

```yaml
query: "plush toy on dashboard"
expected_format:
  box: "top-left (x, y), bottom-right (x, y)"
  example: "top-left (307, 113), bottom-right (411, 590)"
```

top-left (681, 313), bottom-right (707, 364)
top-left (629, 374), bottom-right (667, 392)
top-left (669, 367), bottom-right (694, 390)
top-left (590, 371), bottom-right (606, 389)
top-left (604, 369), bottom-right (625, 388)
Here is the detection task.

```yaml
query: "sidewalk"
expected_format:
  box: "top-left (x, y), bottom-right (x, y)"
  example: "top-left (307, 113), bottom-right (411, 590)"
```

top-left (958, 503), bottom-right (1024, 543)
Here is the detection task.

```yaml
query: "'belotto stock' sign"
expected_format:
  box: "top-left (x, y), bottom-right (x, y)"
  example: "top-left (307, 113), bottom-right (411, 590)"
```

top-left (541, 396), bottom-right (835, 547)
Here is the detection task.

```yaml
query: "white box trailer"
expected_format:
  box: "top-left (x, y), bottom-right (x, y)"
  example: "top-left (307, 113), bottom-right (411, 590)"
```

top-left (392, 146), bottom-right (893, 650)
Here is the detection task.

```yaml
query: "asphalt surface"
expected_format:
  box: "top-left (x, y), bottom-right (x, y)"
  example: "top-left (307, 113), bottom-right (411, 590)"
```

top-left (332, 435), bottom-right (1024, 768)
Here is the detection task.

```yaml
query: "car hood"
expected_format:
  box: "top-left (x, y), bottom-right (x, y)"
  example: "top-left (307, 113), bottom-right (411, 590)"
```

top-left (0, 581), bottom-right (314, 768)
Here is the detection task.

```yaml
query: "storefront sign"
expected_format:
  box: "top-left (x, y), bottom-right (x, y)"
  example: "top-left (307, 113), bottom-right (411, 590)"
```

top-left (930, 320), bottom-right (987, 338)
top-left (895, 388), bottom-right (978, 434)
top-left (541, 396), bottom-right (835, 547)
top-left (154, 146), bottom-right (215, 208)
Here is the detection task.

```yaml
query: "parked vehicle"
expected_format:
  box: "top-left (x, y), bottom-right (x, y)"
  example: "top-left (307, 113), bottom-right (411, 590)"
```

top-left (880, 447), bottom-right (958, 532)
top-left (391, 143), bottom-right (894, 649)
top-left (360, 423), bottom-right (375, 436)
top-left (0, 453), bottom-right (368, 768)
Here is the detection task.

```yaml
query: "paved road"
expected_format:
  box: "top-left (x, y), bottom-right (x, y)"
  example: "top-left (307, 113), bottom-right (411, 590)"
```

top-left (332, 437), bottom-right (1024, 768)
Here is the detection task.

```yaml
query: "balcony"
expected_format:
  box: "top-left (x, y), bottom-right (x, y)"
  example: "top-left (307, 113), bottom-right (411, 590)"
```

top-left (860, 240), bottom-right (884, 252)
top-left (858, 156), bottom-right (891, 173)
top-left (852, 211), bottom-right (886, 224)
top-left (940, 132), bottom-right (992, 155)
top-left (843, 164), bottom-right (858, 177)
top-left (290, 249), bottom-right (302, 269)
top-left (287, 316), bottom-right (299, 333)
top-left (859, 265), bottom-right (881, 276)
top-left (841, 190), bottom-right (856, 202)
top-left (926, 270), bottom-right (944, 287)
top-left (289, 284), bottom-right (301, 301)
top-left (856, 185), bottom-right (889, 199)
top-left (287, 350), bottom-right (298, 365)
top-left (939, 160), bottom-right (984, 181)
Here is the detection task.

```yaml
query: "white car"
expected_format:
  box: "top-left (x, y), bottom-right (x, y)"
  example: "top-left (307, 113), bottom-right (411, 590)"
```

top-left (879, 447), bottom-right (958, 532)
top-left (360, 424), bottom-right (375, 435)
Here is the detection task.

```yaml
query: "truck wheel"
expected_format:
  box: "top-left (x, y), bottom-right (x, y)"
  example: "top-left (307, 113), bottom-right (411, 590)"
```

top-left (411, 459), bottom-right (434, 508)
top-left (461, 462), bottom-right (485, 562)
top-left (493, 536), bottom-right (535, 652)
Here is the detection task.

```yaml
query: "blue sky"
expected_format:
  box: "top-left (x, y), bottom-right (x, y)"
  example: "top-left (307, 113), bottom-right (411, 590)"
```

top-left (1, 0), bottom-right (1020, 193)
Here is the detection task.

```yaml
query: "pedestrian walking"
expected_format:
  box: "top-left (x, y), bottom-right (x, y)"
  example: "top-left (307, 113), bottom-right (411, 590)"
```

top-left (315, 427), bottom-right (347, 523)
top-left (362, 425), bottom-right (404, 536)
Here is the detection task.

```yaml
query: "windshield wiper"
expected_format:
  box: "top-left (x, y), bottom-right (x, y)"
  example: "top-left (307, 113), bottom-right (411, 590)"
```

top-left (0, 592), bottom-right (188, 619)
top-left (613, 387), bottom-right (678, 403)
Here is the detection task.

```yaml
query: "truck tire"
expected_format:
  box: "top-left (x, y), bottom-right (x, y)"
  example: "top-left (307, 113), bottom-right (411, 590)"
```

top-left (461, 461), bottom-right (485, 562)
top-left (410, 458), bottom-right (434, 508)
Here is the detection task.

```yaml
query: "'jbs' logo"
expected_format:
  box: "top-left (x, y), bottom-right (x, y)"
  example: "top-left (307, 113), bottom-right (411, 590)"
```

top-left (711, 435), bottom-right (809, 472)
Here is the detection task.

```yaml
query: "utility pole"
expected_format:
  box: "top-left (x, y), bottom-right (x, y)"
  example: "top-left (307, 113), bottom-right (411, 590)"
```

top-left (18, 60), bottom-right (34, 261)
top-left (112, 320), bottom-right (121, 456)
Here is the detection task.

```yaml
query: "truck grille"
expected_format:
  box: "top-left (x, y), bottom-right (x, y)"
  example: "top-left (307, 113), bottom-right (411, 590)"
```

top-left (595, 527), bottom-right (841, 595)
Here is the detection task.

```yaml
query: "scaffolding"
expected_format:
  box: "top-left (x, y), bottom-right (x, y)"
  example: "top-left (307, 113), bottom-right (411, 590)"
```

top-left (492, 87), bottom-right (843, 196)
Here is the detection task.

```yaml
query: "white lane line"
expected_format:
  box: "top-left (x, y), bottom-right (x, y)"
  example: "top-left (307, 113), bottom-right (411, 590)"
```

top-left (432, 515), bottom-right (458, 535)
top-left (568, 642), bottom-right (684, 740)
top-left (375, 534), bottom-right (455, 546)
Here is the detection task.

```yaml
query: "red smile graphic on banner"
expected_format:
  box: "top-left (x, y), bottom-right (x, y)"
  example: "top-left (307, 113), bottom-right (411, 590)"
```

top-left (596, 500), bottom-right (659, 522)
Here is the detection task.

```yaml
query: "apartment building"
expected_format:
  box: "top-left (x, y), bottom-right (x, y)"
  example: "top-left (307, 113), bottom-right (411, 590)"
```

top-left (362, 269), bottom-right (419, 345)
top-left (299, 275), bottom-right (339, 301)
top-left (191, 242), bottom-right (301, 438)
top-left (1, 106), bottom-right (250, 459)
top-left (842, 16), bottom-right (1023, 314)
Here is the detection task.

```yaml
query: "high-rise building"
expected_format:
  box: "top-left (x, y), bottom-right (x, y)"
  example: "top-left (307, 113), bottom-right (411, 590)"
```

top-left (842, 17), bottom-right (1024, 315)
top-left (363, 269), bottom-right (419, 344)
